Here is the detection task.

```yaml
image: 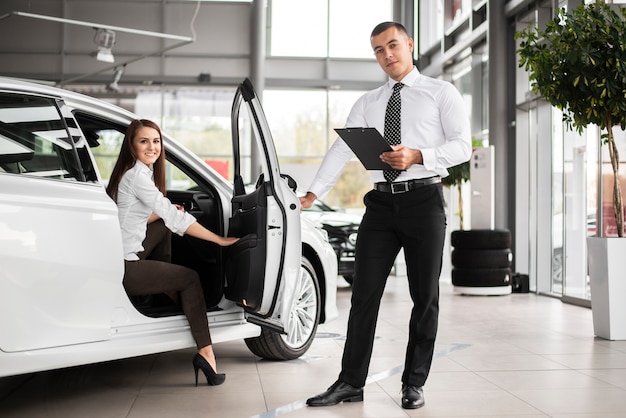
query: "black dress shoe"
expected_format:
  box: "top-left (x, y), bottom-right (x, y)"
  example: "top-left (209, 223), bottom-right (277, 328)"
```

top-left (401, 385), bottom-right (424, 409)
top-left (306, 380), bottom-right (363, 406)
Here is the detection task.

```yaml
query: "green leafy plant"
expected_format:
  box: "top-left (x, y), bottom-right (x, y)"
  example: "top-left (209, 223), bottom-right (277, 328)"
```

top-left (516, 1), bottom-right (626, 236)
top-left (442, 138), bottom-right (482, 230)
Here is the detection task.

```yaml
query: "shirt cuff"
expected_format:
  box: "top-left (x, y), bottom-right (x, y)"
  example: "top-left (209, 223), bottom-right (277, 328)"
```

top-left (420, 148), bottom-right (437, 172)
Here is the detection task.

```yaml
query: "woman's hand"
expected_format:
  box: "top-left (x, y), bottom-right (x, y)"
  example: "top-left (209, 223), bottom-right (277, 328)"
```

top-left (217, 236), bottom-right (240, 246)
top-left (185, 222), bottom-right (240, 246)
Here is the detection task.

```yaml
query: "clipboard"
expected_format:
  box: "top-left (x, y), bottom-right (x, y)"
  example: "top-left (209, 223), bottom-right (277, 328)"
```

top-left (334, 127), bottom-right (393, 171)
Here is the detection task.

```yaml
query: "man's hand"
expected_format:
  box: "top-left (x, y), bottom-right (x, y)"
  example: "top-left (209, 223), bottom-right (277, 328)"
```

top-left (299, 191), bottom-right (317, 209)
top-left (380, 145), bottom-right (422, 170)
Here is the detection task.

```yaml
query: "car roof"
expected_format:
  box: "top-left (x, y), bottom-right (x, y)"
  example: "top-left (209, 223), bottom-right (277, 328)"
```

top-left (0, 76), bottom-right (138, 120)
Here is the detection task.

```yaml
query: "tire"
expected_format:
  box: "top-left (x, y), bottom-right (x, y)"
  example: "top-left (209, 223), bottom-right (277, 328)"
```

top-left (451, 248), bottom-right (512, 269)
top-left (451, 229), bottom-right (511, 250)
top-left (244, 256), bottom-right (320, 360)
top-left (451, 267), bottom-right (512, 287)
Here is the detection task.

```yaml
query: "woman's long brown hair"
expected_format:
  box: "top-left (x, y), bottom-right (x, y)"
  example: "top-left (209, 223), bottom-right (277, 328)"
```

top-left (105, 119), bottom-right (167, 201)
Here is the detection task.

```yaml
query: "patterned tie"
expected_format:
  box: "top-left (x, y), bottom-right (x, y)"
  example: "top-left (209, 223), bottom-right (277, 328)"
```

top-left (384, 82), bottom-right (403, 183)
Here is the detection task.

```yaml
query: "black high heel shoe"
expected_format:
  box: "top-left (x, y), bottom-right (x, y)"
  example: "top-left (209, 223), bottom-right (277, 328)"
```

top-left (192, 353), bottom-right (225, 386)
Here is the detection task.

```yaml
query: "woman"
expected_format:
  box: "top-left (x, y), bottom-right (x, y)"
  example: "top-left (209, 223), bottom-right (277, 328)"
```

top-left (106, 119), bottom-right (238, 386)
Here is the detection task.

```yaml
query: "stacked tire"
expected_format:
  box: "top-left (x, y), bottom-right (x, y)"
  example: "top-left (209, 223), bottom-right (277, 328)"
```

top-left (450, 229), bottom-right (512, 295)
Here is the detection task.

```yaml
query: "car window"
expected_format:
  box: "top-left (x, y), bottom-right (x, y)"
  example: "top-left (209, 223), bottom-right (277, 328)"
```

top-left (75, 113), bottom-right (199, 191)
top-left (166, 162), bottom-right (199, 191)
top-left (0, 92), bottom-right (96, 182)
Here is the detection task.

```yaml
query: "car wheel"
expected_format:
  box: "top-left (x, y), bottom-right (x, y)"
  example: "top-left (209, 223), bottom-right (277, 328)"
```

top-left (244, 256), bottom-right (321, 360)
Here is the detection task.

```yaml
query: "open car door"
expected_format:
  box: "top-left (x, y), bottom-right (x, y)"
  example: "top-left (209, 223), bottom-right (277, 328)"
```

top-left (225, 78), bottom-right (301, 334)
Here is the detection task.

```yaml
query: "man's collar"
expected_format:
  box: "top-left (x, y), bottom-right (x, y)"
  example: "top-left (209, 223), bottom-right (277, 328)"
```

top-left (387, 66), bottom-right (419, 88)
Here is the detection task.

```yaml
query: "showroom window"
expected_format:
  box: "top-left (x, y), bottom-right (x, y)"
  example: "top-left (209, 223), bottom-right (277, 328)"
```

top-left (262, 88), bottom-right (371, 207)
top-left (134, 88), bottom-right (238, 180)
top-left (269, 0), bottom-right (392, 58)
top-left (418, 0), bottom-right (444, 53)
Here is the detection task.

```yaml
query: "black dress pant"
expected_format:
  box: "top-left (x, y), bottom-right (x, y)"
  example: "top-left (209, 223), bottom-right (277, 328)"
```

top-left (338, 183), bottom-right (446, 388)
top-left (123, 220), bottom-right (212, 349)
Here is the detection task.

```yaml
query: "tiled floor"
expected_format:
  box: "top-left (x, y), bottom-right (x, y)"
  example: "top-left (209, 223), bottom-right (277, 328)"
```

top-left (2, 272), bottom-right (626, 418)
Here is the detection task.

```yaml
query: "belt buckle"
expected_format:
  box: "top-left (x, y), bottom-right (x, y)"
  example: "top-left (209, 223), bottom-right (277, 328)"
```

top-left (390, 182), bottom-right (408, 194)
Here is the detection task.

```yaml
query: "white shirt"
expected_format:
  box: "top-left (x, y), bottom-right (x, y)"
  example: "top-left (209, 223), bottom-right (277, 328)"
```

top-left (116, 161), bottom-right (196, 261)
top-left (309, 67), bottom-right (472, 199)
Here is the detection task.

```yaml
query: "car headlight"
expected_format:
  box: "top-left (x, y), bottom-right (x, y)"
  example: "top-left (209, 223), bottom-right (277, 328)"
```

top-left (348, 232), bottom-right (358, 246)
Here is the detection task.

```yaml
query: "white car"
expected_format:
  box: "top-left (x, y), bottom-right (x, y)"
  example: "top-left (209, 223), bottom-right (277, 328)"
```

top-left (0, 77), bottom-right (338, 377)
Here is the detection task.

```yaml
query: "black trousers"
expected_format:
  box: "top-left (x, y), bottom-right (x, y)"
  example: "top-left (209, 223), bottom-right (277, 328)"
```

top-left (123, 220), bottom-right (212, 349)
top-left (338, 184), bottom-right (446, 388)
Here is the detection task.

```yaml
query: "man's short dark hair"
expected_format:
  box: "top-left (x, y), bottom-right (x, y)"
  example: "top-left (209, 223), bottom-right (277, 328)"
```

top-left (371, 21), bottom-right (409, 38)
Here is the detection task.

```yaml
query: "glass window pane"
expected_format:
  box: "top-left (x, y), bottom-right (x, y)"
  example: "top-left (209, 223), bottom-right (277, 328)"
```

top-left (135, 89), bottom-right (236, 180)
top-left (263, 88), bottom-right (372, 207)
top-left (552, 108), bottom-right (564, 295)
top-left (270, 0), bottom-right (328, 57)
top-left (562, 118), bottom-right (595, 301)
top-left (419, 0), bottom-right (444, 52)
top-left (599, 127), bottom-right (626, 237)
top-left (76, 113), bottom-right (205, 190)
top-left (263, 89), bottom-right (327, 157)
top-left (0, 93), bottom-right (87, 182)
top-left (328, 90), bottom-right (364, 144)
top-left (85, 127), bottom-right (125, 184)
top-left (166, 160), bottom-right (200, 191)
top-left (328, 0), bottom-right (393, 58)
top-left (326, 90), bottom-right (372, 207)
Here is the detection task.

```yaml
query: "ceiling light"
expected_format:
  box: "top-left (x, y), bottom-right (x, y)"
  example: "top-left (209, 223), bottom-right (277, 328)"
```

top-left (94, 28), bottom-right (116, 63)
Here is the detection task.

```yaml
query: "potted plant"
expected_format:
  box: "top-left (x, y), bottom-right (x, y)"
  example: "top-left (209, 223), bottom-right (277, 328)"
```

top-left (442, 138), bottom-right (482, 230)
top-left (516, 0), bottom-right (626, 339)
top-left (442, 152), bottom-right (471, 230)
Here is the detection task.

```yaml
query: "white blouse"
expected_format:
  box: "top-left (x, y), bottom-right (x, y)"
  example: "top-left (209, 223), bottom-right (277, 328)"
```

top-left (116, 161), bottom-right (196, 261)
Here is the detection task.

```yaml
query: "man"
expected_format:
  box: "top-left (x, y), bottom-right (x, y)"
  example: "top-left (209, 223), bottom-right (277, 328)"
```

top-left (300, 21), bottom-right (471, 410)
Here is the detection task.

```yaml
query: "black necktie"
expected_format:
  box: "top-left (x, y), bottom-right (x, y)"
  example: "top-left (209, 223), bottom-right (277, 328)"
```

top-left (384, 82), bottom-right (403, 183)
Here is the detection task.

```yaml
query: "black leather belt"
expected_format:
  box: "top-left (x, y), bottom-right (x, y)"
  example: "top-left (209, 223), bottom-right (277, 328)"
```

top-left (374, 176), bottom-right (441, 194)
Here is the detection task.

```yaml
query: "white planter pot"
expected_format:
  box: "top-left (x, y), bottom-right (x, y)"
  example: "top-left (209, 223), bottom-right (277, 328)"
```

top-left (587, 237), bottom-right (626, 340)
